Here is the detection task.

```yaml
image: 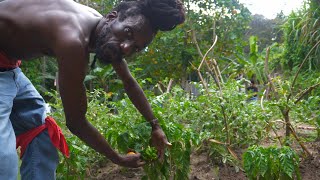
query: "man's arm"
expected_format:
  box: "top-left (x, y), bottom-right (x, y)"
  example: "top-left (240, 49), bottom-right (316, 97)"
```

top-left (112, 59), bottom-right (171, 159)
top-left (54, 35), bottom-right (144, 167)
top-left (112, 59), bottom-right (156, 122)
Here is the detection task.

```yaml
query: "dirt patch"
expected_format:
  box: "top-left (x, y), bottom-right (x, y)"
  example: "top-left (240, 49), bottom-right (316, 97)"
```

top-left (300, 141), bottom-right (320, 180)
top-left (86, 163), bottom-right (143, 180)
top-left (86, 150), bottom-right (247, 180)
top-left (189, 151), bottom-right (218, 180)
top-left (86, 142), bottom-right (320, 180)
top-left (189, 151), bottom-right (246, 180)
top-left (86, 140), bottom-right (320, 180)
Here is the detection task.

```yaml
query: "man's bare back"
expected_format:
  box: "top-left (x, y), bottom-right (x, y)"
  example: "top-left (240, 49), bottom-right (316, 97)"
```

top-left (0, 0), bottom-right (101, 60)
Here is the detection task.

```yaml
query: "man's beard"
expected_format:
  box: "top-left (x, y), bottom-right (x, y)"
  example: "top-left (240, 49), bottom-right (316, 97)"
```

top-left (95, 25), bottom-right (122, 65)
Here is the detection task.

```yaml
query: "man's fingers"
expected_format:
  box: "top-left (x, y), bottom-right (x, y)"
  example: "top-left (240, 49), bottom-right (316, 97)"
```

top-left (130, 153), bottom-right (146, 167)
top-left (155, 141), bottom-right (170, 160)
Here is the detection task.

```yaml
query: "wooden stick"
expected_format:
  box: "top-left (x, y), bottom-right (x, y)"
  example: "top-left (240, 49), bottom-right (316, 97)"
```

top-left (166, 79), bottom-right (174, 93)
top-left (289, 125), bottom-right (312, 157)
top-left (294, 82), bottom-right (320, 104)
top-left (197, 36), bottom-right (218, 71)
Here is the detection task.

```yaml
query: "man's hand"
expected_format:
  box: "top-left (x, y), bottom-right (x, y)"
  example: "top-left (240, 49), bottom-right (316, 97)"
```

top-left (115, 153), bottom-right (146, 168)
top-left (151, 124), bottom-right (172, 161)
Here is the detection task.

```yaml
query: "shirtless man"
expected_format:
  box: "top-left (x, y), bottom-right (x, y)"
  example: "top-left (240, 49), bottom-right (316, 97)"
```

top-left (0, 0), bottom-right (185, 179)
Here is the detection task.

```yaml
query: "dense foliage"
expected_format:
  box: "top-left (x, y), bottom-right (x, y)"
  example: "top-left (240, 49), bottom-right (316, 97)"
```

top-left (17, 0), bottom-right (320, 179)
top-left (243, 146), bottom-right (301, 180)
top-left (282, 0), bottom-right (320, 71)
top-left (48, 77), bottom-right (317, 179)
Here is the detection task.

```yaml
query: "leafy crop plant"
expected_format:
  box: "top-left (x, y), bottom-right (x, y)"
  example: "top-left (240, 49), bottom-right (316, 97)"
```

top-left (243, 145), bottom-right (301, 180)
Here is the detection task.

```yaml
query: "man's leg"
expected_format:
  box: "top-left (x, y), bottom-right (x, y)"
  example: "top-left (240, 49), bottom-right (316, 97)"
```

top-left (0, 70), bottom-right (19, 180)
top-left (10, 68), bottom-right (59, 180)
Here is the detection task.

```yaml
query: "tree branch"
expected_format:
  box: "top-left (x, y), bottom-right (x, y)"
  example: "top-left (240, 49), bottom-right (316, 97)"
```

top-left (294, 82), bottom-right (320, 104)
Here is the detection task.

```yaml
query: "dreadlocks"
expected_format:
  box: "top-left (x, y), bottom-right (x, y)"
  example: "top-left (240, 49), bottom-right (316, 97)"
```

top-left (113, 0), bottom-right (185, 32)
top-left (92, 0), bottom-right (185, 68)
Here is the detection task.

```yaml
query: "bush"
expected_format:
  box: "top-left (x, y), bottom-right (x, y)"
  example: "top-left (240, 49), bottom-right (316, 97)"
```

top-left (243, 145), bottom-right (301, 180)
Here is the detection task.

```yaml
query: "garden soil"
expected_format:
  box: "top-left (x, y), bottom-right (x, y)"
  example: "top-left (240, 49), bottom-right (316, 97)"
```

top-left (86, 130), bottom-right (320, 180)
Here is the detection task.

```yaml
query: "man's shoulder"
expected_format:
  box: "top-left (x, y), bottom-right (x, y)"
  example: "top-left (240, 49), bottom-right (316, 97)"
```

top-left (53, 3), bottom-right (101, 40)
top-left (76, 2), bottom-right (102, 18)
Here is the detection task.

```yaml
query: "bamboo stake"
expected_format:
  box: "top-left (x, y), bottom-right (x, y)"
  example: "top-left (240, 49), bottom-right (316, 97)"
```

top-left (197, 71), bottom-right (210, 94)
top-left (192, 20), bottom-right (236, 159)
top-left (166, 79), bottom-right (174, 93)
top-left (212, 58), bottom-right (224, 84)
top-left (191, 30), bottom-right (204, 58)
top-left (197, 36), bottom-right (218, 72)
top-left (189, 62), bottom-right (210, 95)
top-left (194, 36), bottom-right (234, 158)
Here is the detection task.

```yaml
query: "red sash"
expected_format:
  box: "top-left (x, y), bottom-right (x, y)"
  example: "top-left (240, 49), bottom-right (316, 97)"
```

top-left (16, 117), bottom-right (70, 158)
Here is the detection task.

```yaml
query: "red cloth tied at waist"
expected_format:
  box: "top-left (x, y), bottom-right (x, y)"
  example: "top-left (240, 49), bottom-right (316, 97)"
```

top-left (16, 116), bottom-right (70, 158)
top-left (0, 51), bottom-right (21, 68)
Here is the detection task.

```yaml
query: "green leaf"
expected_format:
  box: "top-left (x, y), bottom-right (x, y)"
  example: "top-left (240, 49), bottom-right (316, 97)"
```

top-left (117, 132), bottom-right (130, 152)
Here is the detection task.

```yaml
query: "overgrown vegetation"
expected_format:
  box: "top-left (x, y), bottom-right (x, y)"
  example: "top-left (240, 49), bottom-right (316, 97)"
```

top-left (20, 0), bottom-right (320, 179)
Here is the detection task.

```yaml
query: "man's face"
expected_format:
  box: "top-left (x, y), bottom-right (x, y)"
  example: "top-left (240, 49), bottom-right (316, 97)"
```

top-left (95, 14), bottom-right (155, 64)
